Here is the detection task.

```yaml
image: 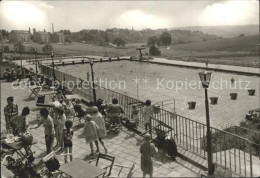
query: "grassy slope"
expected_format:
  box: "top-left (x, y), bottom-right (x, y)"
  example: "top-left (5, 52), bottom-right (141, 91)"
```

top-left (3, 35), bottom-right (259, 67)
top-left (169, 35), bottom-right (259, 52)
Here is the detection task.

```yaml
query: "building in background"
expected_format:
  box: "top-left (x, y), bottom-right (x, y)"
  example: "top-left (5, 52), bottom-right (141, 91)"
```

top-left (33, 29), bottom-right (51, 44)
top-left (9, 30), bottom-right (31, 43)
top-left (52, 33), bottom-right (65, 43)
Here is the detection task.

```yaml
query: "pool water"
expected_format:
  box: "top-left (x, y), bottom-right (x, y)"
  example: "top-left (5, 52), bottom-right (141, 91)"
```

top-left (60, 61), bottom-right (259, 129)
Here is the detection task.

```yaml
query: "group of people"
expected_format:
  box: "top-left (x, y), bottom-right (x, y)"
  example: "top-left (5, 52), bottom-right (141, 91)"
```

top-left (3, 67), bottom-right (23, 82)
top-left (4, 92), bottom-right (158, 177)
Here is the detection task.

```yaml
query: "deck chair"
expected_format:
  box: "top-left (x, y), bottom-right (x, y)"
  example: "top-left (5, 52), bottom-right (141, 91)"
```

top-left (112, 163), bottom-right (136, 178)
top-left (89, 153), bottom-right (115, 177)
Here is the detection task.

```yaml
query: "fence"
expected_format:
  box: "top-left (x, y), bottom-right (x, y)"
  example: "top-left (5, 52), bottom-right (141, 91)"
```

top-left (40, 64), bottom-right (258, 177)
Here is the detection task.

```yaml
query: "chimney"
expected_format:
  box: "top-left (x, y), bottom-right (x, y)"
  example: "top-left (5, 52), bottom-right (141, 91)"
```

top-left (33, 28), bottom-right (36, 35)
top-left (52, 23), bottom-right (54, 34)
top-left (29, 27), bottom-right (31, 34)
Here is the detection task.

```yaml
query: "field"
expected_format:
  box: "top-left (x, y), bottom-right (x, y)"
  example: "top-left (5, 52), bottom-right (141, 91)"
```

top-left (3, 35), bottom-right (259, 67)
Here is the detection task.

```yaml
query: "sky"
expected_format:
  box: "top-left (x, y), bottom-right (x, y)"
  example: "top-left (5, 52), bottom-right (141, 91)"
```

top-left (0, 0), bottom-right (259, 32)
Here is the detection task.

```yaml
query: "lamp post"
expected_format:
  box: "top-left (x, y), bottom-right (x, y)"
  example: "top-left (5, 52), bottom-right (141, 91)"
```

top-left (51, 52), bottom-right (56, 81)
top-left (89, 58), bottom-right (97, 104)
top-left (34, 49), bottom-right (38, 74)
top-left (199, 71), bottom-right (214, 176)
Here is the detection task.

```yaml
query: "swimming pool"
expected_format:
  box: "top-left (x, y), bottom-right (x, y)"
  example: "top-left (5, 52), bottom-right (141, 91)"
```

top-left (60, 60), bottom-right (259, 128)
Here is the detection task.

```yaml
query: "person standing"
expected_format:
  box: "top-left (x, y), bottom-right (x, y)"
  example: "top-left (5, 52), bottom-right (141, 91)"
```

top-left (4, 96), bottom-right (18, 130)
top-left (56, 108), bottom-right (66, 150)
top-left (83, 114), bottom-right (99, 158)
top-left (143, 100), bottom-right (153, 131)
top-left (64, 120), bottom-right (73, 163)
top-left (32, 108), bottom-right (55, 154)
top-left (131, 104), bottom-right (139, 127)
top-left (10, 107), bottom-right (30, 135)
top-left (91, 106), bottom-right (107, 154)
top-left (140, 134), bottom-right (157, 178)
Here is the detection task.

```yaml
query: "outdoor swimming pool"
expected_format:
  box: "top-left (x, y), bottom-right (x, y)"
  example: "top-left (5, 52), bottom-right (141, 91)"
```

top-left (59, 60), bottom-right (260, 128)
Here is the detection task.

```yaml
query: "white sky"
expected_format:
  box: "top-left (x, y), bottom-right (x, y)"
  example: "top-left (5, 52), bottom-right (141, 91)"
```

top-left (0, 0), bottom-right (259, 32)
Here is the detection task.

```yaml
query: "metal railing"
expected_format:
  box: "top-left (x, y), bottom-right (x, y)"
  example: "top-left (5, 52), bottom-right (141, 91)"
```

top-left (40, 64), bottom-right (258, 177)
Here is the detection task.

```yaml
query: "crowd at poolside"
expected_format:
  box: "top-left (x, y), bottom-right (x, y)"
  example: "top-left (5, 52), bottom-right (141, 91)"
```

top-left (2, 72), bottom-right (160, 178)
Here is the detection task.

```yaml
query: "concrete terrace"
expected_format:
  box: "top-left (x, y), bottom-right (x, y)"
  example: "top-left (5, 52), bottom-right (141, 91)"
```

top-left (0, 81), bottom-right (200, 177)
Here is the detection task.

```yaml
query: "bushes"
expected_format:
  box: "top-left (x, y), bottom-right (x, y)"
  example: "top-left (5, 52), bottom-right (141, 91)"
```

top-left (149, 46), bottom-right (161, 56)
top-left (42, 44), bottom-right (53, 53)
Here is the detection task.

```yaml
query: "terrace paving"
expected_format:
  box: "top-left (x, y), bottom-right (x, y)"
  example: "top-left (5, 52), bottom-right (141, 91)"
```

top-left (0, 81), bottom-right (199, 177)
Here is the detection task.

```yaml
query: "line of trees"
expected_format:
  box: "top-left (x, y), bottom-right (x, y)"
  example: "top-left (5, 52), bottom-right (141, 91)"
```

top-left (147, 31), bottom-right (172, 56)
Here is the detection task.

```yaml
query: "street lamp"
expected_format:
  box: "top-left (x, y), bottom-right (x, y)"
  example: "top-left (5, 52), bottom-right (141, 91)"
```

top-left (89, 58), bottom-right (97, 104)
top-left (34, 49), bottom-right (38, 74)
top-left (199, 71), bottom-right (214, 176)
top-left (51, 52), bottom-right (56, 81)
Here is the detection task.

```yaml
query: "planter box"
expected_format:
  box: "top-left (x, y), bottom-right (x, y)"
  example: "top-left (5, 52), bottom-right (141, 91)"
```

top-left (248, 89), bottom-right (255, 96)
top-left (188, 102), bottom-right (196, 109)
top-left (230, 93), bottom-right (237, 100)
top-left (210, 97), bottom-right (218, 104)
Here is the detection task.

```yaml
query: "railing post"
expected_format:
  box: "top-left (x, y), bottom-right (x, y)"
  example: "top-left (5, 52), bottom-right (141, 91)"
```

top-left (249, 143), bottom-right (253, 177)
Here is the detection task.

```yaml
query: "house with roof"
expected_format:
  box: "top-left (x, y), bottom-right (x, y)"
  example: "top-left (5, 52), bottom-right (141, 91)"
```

top-left (52, 32), bottom-right (65, 43)
top-left (33, 29), bottom-right (51, 44)
top-left (9, 30), bottom-right (31, 43)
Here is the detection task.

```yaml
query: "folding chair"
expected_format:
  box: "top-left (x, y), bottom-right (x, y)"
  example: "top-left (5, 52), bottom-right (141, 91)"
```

top-left (28, 86), bottom-right (42, 99)
top-left (89, 153), bottom-right (115, 177)
top-left (112, 163), bottom-right (136, 178)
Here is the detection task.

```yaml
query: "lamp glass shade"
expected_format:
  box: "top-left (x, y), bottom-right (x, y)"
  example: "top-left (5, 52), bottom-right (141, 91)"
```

top-left (89, 58), bottom-right (94, 65)
top-left (199, 71), bottom-right (212, 88)
top-left (51, 52), bottom-right (54, 57)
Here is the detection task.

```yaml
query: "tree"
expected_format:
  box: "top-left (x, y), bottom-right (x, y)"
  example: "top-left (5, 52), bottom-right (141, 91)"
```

top-left (159, 31), bottom-right (172, 46)
top-left (113, 37), bottom-right (126, 47)
top-left (149, 46), bottom-right (161, 56)
top-left (147, 36), bottom-right (160, 46)
top-left (42, 44), bottom-right (53, 53)
top-left (4, 45), bottom-right (10, 52)
top-left (14, 42), bottom-right (25, 53)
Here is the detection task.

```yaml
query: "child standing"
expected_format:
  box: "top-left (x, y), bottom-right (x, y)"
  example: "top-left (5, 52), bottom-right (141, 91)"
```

top-left (83, 114), bottom-right (99, 158)
top-left (56, 108), bottom-right (66, 150)
top-left (91, 107), bottom-right (107, 154)
top-left (131, 105), bottom-right (139, 127)
top-left (64, 120), bottom-right (73, 163)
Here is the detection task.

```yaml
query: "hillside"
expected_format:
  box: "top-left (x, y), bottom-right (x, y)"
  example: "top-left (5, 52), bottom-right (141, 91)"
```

top-left (169, 35), bottom-right (259, 52)
top-left (70, 28), bottom-right (220, 45)
top-left (175, 25), bottom-right (259, 38)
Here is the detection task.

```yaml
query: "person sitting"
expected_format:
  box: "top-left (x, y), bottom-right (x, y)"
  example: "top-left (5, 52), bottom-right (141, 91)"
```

top-left (4, 69), bottom-right (11, 82)
top-left (56, 90), bottom-right (64, 104)
top-left (105, 98), bottom-right (124, 125)
top-left (10, 68), bottom-right (17, 81)
top-left (16, 67), bottom-right (23, 82)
